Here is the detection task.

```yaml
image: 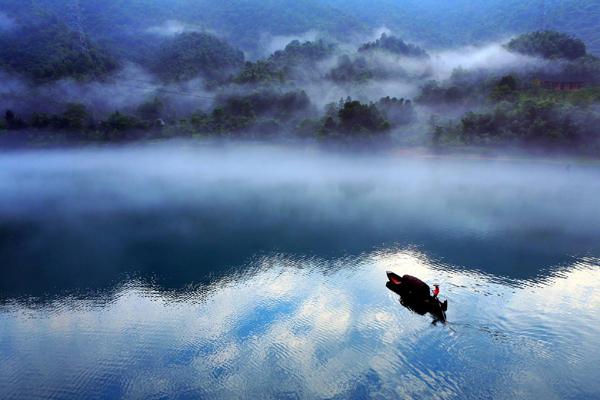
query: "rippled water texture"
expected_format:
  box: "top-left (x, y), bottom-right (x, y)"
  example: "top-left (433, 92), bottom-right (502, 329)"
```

top-left (1, 143), bottom-right (600, 399)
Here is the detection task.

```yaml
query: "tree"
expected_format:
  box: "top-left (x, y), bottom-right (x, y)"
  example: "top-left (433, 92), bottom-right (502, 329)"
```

top-left (0, 19), bottom-right (118, 82)
top-left (491, 75), bottom-right (518, 100)
top-left (376, 96), bottom-right (415, 126)
top-left (101, 111), bottom-right (141, 132)
top-left (327, 55), bottom-right (375, 82)
top-left (359, 33), bottom-right (429, 58)
top-left (61, 103), bottom-right (90, 130)
top-left (150, 32), bottom-right (245, 82)
top-left (507, 31), bottom-right (586, 60)
top-left (4, 109), bottom-right (26, 129)
top-left (137, 97), bottom-right (165, 120)
top-left (338, 100), bottom-right (390, 133)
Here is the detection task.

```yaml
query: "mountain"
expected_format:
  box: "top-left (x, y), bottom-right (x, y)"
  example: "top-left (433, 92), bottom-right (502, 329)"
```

top-left (149, 32), bottom-right (245, 82)
top-left (2, 0), bottom-right (599, 55)
top-left (0, 18), bottom-right (117, 82)
top-left (0, 0), bottom-right (366, 57)
top-left (321, 0), bottom-right (600, 55)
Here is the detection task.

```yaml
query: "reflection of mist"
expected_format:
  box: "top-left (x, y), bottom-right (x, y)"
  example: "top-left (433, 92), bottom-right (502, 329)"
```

top-left (1, 142), bottom-right (600, 301)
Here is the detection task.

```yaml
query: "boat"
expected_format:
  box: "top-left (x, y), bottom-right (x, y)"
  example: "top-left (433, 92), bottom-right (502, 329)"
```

top-left (386, 271), bottom-right (448, 323)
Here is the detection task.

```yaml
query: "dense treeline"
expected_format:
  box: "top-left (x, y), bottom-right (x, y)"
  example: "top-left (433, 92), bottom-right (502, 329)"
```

top-left (427, 73), bottom-right (600, 152)
top-left (0, 0), bottom-right (365, 58)
top-left (2, 0), bottom-right (600, 56)
top-left (324, 0), bottom-right (600, 55)
top-left (234, 40), bottom-right (335, 84)
top-left (1, 94), bottom-right (414, 139)
top-left (1, 22), bottom-right (600, 153)
top-left (149, 32), bottom-right (245, 83)
top-left (431, 94), bottom-right (600, 150)
top-left (402, 30), bottom-right (600, 152)
top-left (0, 20), bottom-right (117, 82)
top-left (507, 31), bottom-right (587, 60)
top-left (359, 33), bottom-right (429, 58)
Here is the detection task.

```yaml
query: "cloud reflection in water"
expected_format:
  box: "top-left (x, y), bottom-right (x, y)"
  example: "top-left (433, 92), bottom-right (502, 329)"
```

top-left (2, 251), bottom-right (599, 399)
top-left (2, 144), bottom-right (600, 399)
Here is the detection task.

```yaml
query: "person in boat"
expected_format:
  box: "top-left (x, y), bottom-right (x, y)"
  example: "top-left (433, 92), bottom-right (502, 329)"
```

top-left (386, 271), bottom-right (448, 319)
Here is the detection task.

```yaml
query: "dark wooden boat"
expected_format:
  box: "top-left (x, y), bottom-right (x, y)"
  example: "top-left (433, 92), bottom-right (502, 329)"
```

top-left (386, 271), bottom-right (447, 323)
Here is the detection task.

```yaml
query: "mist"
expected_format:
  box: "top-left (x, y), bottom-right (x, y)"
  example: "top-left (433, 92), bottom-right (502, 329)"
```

top-left (2, 143), bottom-right (599, 271)
top-left (146, 20), bottom-right (197, 36)
top-left (2, 3), bottom-right (600, 399)
top-left (1, 8), bottom-right (598, 152)
top-left (258, 30), bottom-right (320, 58)
top-left (0, 65), bottom-right (214, 119)
top-left (1, 22), bottom-right (548, 116)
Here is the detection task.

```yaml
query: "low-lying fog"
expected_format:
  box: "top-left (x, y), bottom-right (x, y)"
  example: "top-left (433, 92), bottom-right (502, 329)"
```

top-left (2, 142), bottom-right (600, 400)
top-left (2, 143), bottom-right (599, 230)
top-left (1, 143), bottom-right (599, 273)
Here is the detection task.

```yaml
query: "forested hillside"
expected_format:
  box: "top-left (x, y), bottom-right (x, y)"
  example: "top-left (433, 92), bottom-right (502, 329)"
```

top-left (1, 1), bottom-right (600, 154)
top-left (322, 0), bottom-right (600, 55)
top-left (0, 0), bottom-right (365, 57)
top-left (0, 19), bottom-right (118, 82)
top-left (1, 0), bottom-right (599, 55)
top-left (149, 32), bottom-right (245, 82)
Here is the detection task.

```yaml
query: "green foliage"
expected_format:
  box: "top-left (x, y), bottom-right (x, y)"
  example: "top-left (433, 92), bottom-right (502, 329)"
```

top-left (136, 97), bottom-right (166, 120)
top-left (220, 90), bottom-right (310, 119)
top-left (517, 87), bottom-right (600, 107)
top-left (101, 112), bottom-right (143, 132)
top-left (4, 0), bottom-right (600, 56)
top-left (428, 64), bottom-right (600, 150)
top-left (320, 98), bottom-right (390, 135)
top-left (432, 96), bottom-right (600, 148)
top-left (27, 104), bottom-right (91, 131)
top-left (359, 33), bottom-right (428, 58)
top-left (3, 109), bottom-right (26, 130)
top-left (507, 31), bottom-right (586, 60)
top-left (30, 112), bottom-right (52, 129)
top-left (190, 108), bottom-right (250, 135)
top-left (376, 96), bottom-right (415, 126)
top-left (491, 75), bottom-right (519, 101)
top-left (417, 68), bottom-right (509, 106)
top-left (234, 40), bottom-right (335, 84)
top-left (417, 81), bottom-right (472, 105)
top-left (338, 100), bottom-right (390, 133)
top-left (560, 55), bottom-right (600, 84)
top-left (328, 56), bottom-right (375, 83)
top-left (189, 90), bottom-right (311, 134)
top-left (296, 118), bottom-right (322, 136)
top-left (234, 61), bottom-right (285, 85)
top-left (325, 0), bottom-right (600, 56)
top-left (150, 32), bottom-right (245, 82)
top-left (0, 19), bottom-right (118, 82)
top-left (271, 40), bottom-right (335, 66)
top-left (60, 103), bottom-right (90, 130)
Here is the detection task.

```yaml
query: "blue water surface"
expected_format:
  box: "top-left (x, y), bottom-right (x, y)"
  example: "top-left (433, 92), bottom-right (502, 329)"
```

top-left (1, 143), bottom-right (600, 399)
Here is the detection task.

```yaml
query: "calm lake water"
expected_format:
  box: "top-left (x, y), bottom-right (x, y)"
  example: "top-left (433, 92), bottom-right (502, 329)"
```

top-left (1, 143), bottom-right (600, 399)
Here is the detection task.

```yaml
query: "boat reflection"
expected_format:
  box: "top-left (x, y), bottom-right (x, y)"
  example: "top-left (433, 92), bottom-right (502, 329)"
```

top-left (385, 279), bottom-right (447, 324)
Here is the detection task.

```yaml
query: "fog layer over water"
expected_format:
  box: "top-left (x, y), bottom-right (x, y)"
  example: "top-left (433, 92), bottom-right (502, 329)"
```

top-left (1, 143), bottom-right (600, 399)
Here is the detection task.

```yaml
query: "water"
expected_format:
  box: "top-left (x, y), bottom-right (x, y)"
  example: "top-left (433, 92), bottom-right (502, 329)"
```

top-left (1, 143), bottom-right (600, 399)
